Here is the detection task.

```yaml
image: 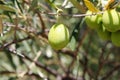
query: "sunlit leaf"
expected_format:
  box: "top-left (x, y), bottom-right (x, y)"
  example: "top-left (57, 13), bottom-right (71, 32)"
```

top-left (84, 0), bottom-right (100, 12)
top-left (69, 0), bottom-right (86, 13)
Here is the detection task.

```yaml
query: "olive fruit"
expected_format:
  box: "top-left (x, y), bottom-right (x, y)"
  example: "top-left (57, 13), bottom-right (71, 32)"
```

top-left (111, 31), bottom-right (120, 46)
top-left (48, 24), bottom-right (69, 50)
top-left (102, 9), bottom-right (120, 32)
top-left (96, 25), bottom-right (111, 40)
top-left (85, 10), bottom-right (102, 29)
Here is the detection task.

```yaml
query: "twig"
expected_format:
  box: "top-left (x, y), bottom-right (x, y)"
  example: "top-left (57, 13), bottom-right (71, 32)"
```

top-left (3, 22), bottom-right (48, 43)
top-left (0, 36), bottom-right (31, 50)
top-left (59, 49), bottom-right (75, 57)
top-left (41, 11), bottom-right (104, 18)
top-left (75, 27), bottom-right (88, 56)
top-left (95, 43), bottom-right (108, 79)
top-left (14, 16), bottom-right (19, 43)
top-left (0, 71), bottom-right (43, 79)
top-left (36, 11), bottom-right (46, 33)
top-left (82, 53), bottom-right (88, 80)
top-left (6, 48), bottom-right (60, 77)
top-left (81, 36), bottom-right (94, 80)
top-left (67, 26), bottom-right (88, 76)
top-left (102, 64), bottom-right (120, 80)
top-left (56, 53), bottom-right (67, 73)
top-left (18, 51), bottom-right (42, 77)
top-left (79, 56), bottom-right (94, 79)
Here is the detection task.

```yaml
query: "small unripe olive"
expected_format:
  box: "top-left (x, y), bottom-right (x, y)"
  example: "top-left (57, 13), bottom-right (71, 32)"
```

top-left (85, 10), bottom-right (102, 29)
top-left (48, 24), bottom-right (69, 50)
top-left (96, 25), bottom-right (111, 40)
top-left (102, 9), bottom-right (120, 32)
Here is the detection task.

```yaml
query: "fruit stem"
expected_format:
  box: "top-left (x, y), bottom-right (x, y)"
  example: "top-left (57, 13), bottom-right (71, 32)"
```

top-left (56, 8), bottom-right (63, 24)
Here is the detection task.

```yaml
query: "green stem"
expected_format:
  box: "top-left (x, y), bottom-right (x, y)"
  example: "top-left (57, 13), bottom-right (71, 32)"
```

top-left (56, 9), bottom-right (63, 24)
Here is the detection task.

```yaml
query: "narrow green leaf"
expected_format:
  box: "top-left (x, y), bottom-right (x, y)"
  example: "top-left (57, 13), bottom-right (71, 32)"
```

top-left (0, 5), bottom-right (16, 12)
top-left (45, 0), bottom-right (57, 9)
top-left (0, 14), bottom-right (8, 19)
top-left (68, 0), bottom-right (86, 13)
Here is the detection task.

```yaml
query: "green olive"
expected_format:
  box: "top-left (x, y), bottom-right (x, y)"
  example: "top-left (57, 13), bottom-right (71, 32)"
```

top-left (48, 24), bottom-right (70, 50)
top-left (96, 25), bottom-right (111, 40)
top-left (85, 10), bottom-right (102, 29)
top-left (102, 9), bottom-right (120, 32)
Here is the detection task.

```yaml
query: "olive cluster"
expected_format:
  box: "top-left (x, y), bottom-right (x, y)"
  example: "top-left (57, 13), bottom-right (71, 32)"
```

top-left (85, 9), bottom-right (120, 46)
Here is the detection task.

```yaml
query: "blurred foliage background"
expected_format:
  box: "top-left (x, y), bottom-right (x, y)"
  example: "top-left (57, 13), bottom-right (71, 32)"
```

top-left (0, 0), bottom-right (120, 80)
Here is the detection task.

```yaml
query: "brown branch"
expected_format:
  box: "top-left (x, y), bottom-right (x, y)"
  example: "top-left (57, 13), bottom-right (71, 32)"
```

top-left (36, 11), bottom-right (46, 33)
top-left (95, 42), bottom-right (114, 80)
top-left (95, 43), bottom-right (108, 79)
top-left (82, 53), bottom-right (88, 80)
top-left (75, 27), bottom-right (89, 56)
top-left (6, 48), bottom-right (60, 77)
top-left (67, 27), bottom-right (89, 75)
top-left (24, 55), bottom-right (59, 77)
top-left (3, 22), bottom-right (48, 43)
top-left (0, 36), bottom-right (31, 50)
top-left (79, 54), bottom-right (94, 80)
top-left (87, 68), bottom-right (95, 79)
top-left (102, 64), bottom-right (120, 80)
top-left (41, 11), bottom-right (104, 18)
top-left (3, 48), bottom-right (84, 80)
top-left (56, 53), bottom-right (67, 73)
top-left (59, 49), bottom-right (75, 57)
top-left (0, 71), bottom-right (43, 78)
top-left (81, 37), bottom-right (95, 80)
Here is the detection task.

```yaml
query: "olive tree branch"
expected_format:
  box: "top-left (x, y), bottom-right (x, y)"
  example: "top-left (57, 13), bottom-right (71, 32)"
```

top-left (0, 36), bottom-right (31, 50)
top-left (18, 51), bottom-right (42, 77)
top-left (3, 22), bottom-right (48, 43)
top-left (36, 11), bottom-right (46, 34)
top-left (67, 25), bottom-right (89, 76)
top-left (102, 64), bottom-right (120, 80)
top-left (6, 47), bottom-right (60, 77)
top-left (41, 11), bottom-right (104, 18)
top-left (0, 71), bottom-right (43, 79)
top-left (95, 42), bottom-right (108, 79)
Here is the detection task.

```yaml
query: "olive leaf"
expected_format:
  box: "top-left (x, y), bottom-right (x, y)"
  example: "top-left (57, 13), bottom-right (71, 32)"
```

top-left (84, 0), bottom-right (100, 12)
top-left (69, 0), bottom-right (86, 13)
top-left (0, 4), bottom-right (16, 12)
